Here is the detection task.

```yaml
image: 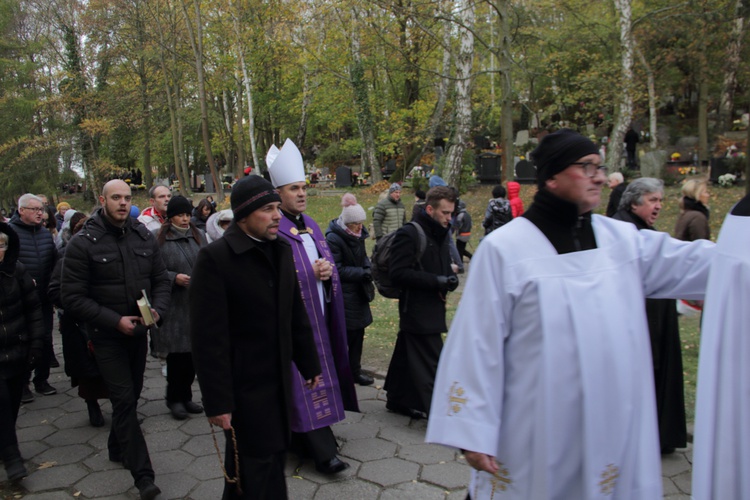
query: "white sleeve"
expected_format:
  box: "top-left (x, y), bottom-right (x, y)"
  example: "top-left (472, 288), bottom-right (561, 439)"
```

top-left (426, 238), bottom-right (510, 455)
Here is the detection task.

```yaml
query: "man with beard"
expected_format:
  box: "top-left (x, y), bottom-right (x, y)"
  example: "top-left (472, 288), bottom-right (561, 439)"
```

top-left (267, 139), bottom-right (357, 475)
top-left (61, 180), bottom-right (170, 500)
top-left (190, 175), bottom-right (322, 499)
top-left (138, 185), bottom-right (172, 232)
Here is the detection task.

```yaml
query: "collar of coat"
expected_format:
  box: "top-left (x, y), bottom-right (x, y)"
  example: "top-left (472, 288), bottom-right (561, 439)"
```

top-left (79, 208), bottom-right (153, 243)
top-left (222, 222), bottom-right (290, 255)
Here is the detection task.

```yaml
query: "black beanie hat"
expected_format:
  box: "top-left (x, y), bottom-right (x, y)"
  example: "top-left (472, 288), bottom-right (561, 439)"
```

top-left (531, 129), bottom-right (600, 187)
top-left (231, 175), bottom-right (281, 221)
top-left (166, 195), bottom-right (193, 219)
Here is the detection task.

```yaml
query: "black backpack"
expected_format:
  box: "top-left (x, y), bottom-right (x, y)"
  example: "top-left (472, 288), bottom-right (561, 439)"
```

top-left (370, 221), bottom-right (426, 299)
top-left (483, 199), bottom-right (512, 235)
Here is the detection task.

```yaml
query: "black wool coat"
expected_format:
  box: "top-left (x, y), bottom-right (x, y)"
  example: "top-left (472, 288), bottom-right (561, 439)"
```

top-left (189, 222), bottom-right (322, 458)
top-left (325, 220), bottom-right (373, 331)
top-left (389, 210), bottom-right (454, 335)
top-left (0, 222), bottom-right (45, 379)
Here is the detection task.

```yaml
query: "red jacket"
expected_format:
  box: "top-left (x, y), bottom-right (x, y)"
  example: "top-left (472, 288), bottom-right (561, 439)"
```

top-left (507, 181), bottom-right (524, 218)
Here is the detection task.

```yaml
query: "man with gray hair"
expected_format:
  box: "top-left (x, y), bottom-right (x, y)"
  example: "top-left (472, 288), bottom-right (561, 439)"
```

top-left (612, 177), bottom-right (686, 455)
top-left (606, 171), bottom-right (627, 217)
top-left (373, 183), bottom-right (407, 240)
top-left (9, 193), bottom-right (58, 402)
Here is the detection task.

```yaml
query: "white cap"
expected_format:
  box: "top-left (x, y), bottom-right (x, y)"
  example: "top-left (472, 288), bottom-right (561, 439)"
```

top-left (267, 138), bottom-right (305, 188)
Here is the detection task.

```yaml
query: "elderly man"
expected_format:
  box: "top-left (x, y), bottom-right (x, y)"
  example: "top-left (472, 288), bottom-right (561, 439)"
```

top-left (613, 178), bottom-right (687, 455)
top-left (190, 175), bottom-right (322, 499)
top-left (426, 129), bottom-right (715, 499)
top-left (605, 171), bottom-right (627, 217)
top-left (267, 139), bottom-right (357, 474)
top-left (9, 194), bottom-right (58, 402)
top-left (62, 180), bottom-right (170, 500)
top-left (138, 185), bottom-right (171, 231)
top-left (373, 183), bottom-right (407, 240)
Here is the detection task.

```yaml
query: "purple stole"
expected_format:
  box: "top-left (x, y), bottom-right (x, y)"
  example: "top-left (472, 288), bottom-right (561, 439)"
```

top-left (279, 214), bottom-right (359, 433)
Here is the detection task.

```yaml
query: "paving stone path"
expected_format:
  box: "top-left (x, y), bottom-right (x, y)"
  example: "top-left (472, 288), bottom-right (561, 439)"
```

top-left (1, 337), bottom-right (694, 498)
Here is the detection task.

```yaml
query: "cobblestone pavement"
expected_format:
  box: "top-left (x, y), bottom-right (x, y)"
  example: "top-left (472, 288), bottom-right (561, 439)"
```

top-left (1, 339), bottom-right (694, 499)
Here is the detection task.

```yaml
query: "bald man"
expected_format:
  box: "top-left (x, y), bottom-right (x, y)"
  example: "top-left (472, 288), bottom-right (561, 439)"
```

top-left (61, 180), bottom-right (171, 500)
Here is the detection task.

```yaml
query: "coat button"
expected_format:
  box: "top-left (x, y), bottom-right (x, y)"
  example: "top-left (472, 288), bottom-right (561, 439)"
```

top-left (102, 258), bottom-right (107, 262)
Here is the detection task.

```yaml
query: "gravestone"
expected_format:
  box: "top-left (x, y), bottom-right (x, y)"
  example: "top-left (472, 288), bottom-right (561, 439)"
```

top-left (515, 130), bottom-right (529, 146)
top-left (475, 152), bottom-right (502, 183)
top-left (709, 157), bottom-right (729, 184)
top-left (204, 173), bottom-right (215, 193)
top-left (335, 166), bottom-right (352, 188)
top-left (514, 159), bottom-right (537, 184)
top-left (640, 150), bottom-right (668, 179)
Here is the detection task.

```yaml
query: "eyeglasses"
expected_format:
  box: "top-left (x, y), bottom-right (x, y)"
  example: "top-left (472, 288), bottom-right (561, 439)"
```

top-left (568, 162), bottom-right (608, 178)
top-left (21, 206), bottom-right (44, 213)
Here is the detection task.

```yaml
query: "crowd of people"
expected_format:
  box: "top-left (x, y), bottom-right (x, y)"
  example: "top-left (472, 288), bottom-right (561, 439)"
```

top-left (0, 131), bottom-right (747, 499)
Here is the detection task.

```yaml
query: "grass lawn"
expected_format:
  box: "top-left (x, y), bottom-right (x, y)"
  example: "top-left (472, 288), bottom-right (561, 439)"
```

top-left (60, 178), bottom-right (745, 425)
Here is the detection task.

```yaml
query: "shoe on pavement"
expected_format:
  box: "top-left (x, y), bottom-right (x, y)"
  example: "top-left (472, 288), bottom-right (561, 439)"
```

top-left (183, 401), bottom-right (203, 414)
top-left (136, 478), bottom-right (161, 500)
top-left (168, 402), bottom-right (188, 420)
top-left (4, 458), bottom-right (28, 482)
top-left (34, 381), bottom-right (57, 396)
top-left (21, 385), bottom-right (34, 403)
top-left (315, 456), bottom-right (349, 475)
top-left (354, 373), bottom-right (374, 386)
top-left (87, 400), bottom-right (105, 427)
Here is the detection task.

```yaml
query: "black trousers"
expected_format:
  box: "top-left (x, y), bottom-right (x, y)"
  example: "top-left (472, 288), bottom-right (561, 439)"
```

top-left (384, 330), bottom-right (443, 415)
top-left (347, 328), bottom-right (365, 377)
top-left (0, 373), bottom-right (24, 453)
top-left (291, 426), bottom-right (338, 466)
top-left (29, 301), bottom-right (54, 386)
top-left (92, 335), bottom-right (154, 484)
top-left (222, 440), bottom-right (287, 500)
top-left (456, 240), bottom-right (473, 261)
top-left (166, 352), bottom-right (196, 404)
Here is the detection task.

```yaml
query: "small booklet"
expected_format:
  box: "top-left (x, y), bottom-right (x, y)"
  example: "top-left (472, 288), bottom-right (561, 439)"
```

top-left (136, 289), bottom-right (156, 326)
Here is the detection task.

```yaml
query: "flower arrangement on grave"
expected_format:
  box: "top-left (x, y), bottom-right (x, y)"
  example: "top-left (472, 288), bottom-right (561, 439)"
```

top-left (671, 152), bottom-right (681, 161)
top-left (718, 173), bottom-right (737, 187)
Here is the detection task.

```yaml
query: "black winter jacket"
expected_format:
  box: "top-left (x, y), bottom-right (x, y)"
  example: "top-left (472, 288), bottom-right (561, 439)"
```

top-left (8, 214), bottom-right (57, 301)
top-left (389, 209), bottom-right (455, 334)
top-left (0, 222), bottom-right (45, 379)
top-left (325, 219), bottom-right (373, 330)
top-left (60, 208), bottom-right (171, 339)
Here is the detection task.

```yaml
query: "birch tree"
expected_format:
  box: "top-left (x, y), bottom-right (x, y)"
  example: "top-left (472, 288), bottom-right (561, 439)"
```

top-left (609, 0), bottom-right (634, 171)
top-left (443, 0), bottom-right (474, 187)
top-left (717, 0), bottom-right (747, 132)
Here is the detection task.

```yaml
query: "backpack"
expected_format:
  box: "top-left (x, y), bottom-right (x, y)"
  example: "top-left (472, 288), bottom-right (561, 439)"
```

top-left (370, 221), bottom-right (426, 299)
top-left (456, 210), bottom-right (472, 235)
top-left (483, 199), bottom-right (512, 235)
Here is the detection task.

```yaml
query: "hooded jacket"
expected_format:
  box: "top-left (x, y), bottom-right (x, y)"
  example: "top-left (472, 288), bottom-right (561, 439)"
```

top-left (507, 181), bottom-right (525, 218)
top-left (0, 222), bottom-right (45, 379)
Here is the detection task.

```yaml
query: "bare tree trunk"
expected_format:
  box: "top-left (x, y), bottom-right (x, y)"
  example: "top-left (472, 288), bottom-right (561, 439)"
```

top-left (609, 0), bottom-right (635, 171)
top-left (235, 79), bottom-right (245, 178)
top-left (297, 71), bottom-right (312, 149)
top-left (498, 0), bottom-right (513, 181)
top-left (230, 0), bottom-right (261, 173)
top-left (718, 0), bottom-right (745, 133)
top-left (180, 0), bottom-right (222, 193)
top-left (349, 16), bottom-right (380, 183)
top-left (635, 43), bottom-right (658, 149)
top-left (698, 79), bottom-right (709, 163)
top-left (443, 0), bottom-right (475, 187)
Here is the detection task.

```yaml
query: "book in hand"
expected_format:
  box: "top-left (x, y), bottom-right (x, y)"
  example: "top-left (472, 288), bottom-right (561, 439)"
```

top-left (136, 289), bottom-right (156, 326)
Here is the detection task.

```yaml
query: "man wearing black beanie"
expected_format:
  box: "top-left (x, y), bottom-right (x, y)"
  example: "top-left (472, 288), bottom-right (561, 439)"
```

top-left (190, 175), bottom-right (322, 499)
top-left (426, 129), bottom-right (717, 498)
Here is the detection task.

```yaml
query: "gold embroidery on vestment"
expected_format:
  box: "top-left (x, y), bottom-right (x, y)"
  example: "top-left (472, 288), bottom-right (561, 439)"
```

top-left (448, 381), bottom-right (468, 415)
top-left (599, 463), bottom-right (619, 495)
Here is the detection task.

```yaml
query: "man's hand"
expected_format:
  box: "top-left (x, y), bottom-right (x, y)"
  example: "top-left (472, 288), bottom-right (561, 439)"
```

top-left (464, 451), bottom-right (500, 474)
top-left (313, 259), bottom-right (333, 281)
top-left (175, 273), bottom-right (191, 287)
top-left (305, 375), bottom-right (323, 390)
top-left (150, 308), bottom-right (160, 323)
top-left (208, 413), bottom-right (232, 430)
top-left (116, 316), bottom-right (141, 335)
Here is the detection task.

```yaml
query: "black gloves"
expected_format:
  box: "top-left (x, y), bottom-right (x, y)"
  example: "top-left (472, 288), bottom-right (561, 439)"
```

top-left (362, 270), bottom-right (373, 282)
top-left (437, 275), bottom-right (459, 292)
top-left (28, 347), bottom-right (44, 369)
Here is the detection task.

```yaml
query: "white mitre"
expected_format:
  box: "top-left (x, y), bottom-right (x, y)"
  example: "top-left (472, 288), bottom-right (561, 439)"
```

top-left (267, 138), bottom-right (305, 188)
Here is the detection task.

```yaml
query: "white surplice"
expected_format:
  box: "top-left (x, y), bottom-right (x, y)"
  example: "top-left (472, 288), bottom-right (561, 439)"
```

top-left (426, 215), bottom-right (714, 500)
top-left (692, 211), bottom-right (750, 499)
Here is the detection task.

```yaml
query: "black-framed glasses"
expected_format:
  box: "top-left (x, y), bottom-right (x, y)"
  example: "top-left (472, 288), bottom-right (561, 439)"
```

top-left (568, 162), bottom-right (608, 178)
top-left (21, 206), bottom-right (44, 213)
